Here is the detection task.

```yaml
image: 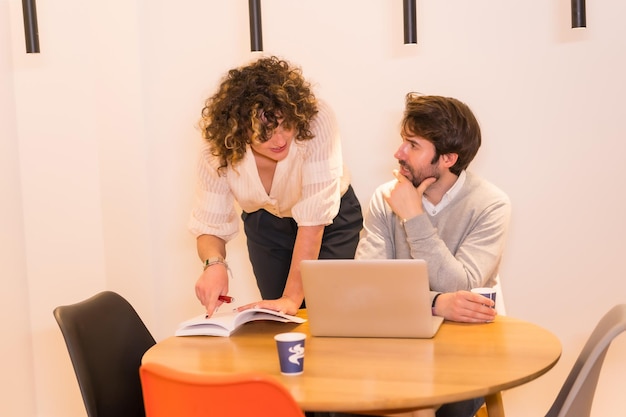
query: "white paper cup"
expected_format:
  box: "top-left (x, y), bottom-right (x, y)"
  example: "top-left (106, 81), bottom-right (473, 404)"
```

top-left (471, 287), bottom-right (497, 309)
top-left (274, 332), bottom-right (306, 375)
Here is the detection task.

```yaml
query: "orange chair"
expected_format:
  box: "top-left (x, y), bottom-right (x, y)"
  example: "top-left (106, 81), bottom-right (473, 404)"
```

top-left (139, 362), bottom-right (305, 417)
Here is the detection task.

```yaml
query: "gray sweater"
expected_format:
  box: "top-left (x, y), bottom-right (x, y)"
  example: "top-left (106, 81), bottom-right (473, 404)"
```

top-left (355, 171), bottom-right (511, 293)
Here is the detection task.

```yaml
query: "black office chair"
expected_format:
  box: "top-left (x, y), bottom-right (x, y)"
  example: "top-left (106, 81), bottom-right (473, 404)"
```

top-left (53, 291), bottom-right (156, 417)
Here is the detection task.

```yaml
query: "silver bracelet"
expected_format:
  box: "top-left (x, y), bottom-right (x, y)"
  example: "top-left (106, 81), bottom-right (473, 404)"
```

top-left (203, 256), bottom-right (227, 270)
top-left (203, 256), bottom-right (233, 279)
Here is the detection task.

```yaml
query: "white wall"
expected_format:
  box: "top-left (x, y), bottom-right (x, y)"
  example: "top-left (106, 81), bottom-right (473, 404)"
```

top-left (2, 1), bottom-right (625, 416)
top-left (0, 1), bottom-right (35, 416)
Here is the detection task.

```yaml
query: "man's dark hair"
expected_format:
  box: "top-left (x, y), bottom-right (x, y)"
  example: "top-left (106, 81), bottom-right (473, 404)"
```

top-left (402, 93), bottom-right (481, 175)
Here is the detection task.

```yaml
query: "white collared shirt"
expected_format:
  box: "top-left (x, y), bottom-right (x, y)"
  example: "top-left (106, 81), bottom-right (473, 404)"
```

top-left (422, 171), bottom-right (466, 216)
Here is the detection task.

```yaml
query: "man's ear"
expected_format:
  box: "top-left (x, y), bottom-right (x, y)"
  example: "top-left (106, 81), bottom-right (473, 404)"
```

top-left (440, 153), bottom-right (458, 169)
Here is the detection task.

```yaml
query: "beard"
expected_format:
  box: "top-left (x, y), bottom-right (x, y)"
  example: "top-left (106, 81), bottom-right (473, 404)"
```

top-left (399, 160), bottom-right (440, 188)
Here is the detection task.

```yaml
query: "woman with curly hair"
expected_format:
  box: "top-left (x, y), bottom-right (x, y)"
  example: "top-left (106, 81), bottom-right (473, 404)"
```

top-left (189, 56), bottom-right (363, 317)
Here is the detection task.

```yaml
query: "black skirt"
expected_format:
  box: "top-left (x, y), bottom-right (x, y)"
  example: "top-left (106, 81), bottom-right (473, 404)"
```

top-left (242, 185), bottom-right (363, 306)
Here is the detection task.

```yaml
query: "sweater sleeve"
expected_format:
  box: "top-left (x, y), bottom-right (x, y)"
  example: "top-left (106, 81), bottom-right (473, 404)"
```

top-left (357, 175), bottom-right (511, 293)
top-left (355, 182), bottom-right (398, 260)
top-left (403, 185), bottom-right (511, 292)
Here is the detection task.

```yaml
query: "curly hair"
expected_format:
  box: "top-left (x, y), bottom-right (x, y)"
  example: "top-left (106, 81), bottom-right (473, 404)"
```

top-left (402, 93), bottom-right (481, 176)
top-left (199, 56), bottom-right (318, 171)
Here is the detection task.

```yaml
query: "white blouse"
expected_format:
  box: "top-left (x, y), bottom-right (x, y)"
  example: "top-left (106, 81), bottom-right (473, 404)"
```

top-left (188, 100), bottom-right (351, 242)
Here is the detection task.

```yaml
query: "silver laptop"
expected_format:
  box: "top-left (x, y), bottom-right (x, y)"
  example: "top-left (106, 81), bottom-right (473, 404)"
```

top-left (301, 259), bottom-right (444, 338)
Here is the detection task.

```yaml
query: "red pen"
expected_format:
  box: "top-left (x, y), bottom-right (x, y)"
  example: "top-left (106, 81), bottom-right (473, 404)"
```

top-left (218, 295), bottom-right (234, 303)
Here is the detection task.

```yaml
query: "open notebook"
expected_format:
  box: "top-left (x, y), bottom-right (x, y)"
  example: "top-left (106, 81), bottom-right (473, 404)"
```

top-left (301, 259), bottom-right (443, 338)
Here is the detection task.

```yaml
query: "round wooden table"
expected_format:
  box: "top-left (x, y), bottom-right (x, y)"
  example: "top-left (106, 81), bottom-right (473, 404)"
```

top-left (142, 311), bottom-right (561, 416)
